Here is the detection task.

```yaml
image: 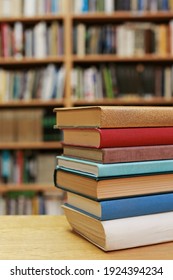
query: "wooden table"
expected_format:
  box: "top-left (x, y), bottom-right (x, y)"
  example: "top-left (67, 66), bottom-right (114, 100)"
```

top-left (0, 215), bottom-right (172, 260)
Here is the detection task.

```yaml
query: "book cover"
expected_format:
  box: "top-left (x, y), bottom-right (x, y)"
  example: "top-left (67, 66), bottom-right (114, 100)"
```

top-left (53, 106), bottom-right (173, 128)
top-left (63, 205), bottom-right (173, 251)
top-left (62, 127), bottom-right (173, 148)
top-left (65, 192), bottom-right (173, 220)
top-left (63, 144), bottom-right (173, 163)
top-left (54, 168), bottom-right (173, 200)
top-left (56, 155), bottom-right (173, 177)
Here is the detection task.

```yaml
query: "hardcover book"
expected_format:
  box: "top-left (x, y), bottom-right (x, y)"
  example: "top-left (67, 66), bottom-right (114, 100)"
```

top-left (53, 106), bottom-right (173, 128)
top-left (63, 205), bottom-right (173, 251)
top-left (54, 168), bottom-right (173, 200)
top-left (62, 127), bottom-right (173, 148)
top-left (66, 192), bottom-right (173, 220)
top-left (56, 156), bottom-right (173, 177)
top-left (63, 144), bottom-right (173, 163)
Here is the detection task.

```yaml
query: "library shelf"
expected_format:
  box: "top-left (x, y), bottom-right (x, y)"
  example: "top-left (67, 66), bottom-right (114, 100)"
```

top-left (72, 11), bottom-right (173, 22)
top-left (0, 15), bottom-right (65, 23)
top-left (0, 142), bottom-right (62, 150)
top-left (72, 97), bottom-right (173, 106)
top-left (0, 57), bottom-right (64, 66)
top-left (0, 184), bottom-right (60, 194)
top-left (72, 54), bottom-right (173, 63)
top-left (0, 100), bottom-right (65, 108)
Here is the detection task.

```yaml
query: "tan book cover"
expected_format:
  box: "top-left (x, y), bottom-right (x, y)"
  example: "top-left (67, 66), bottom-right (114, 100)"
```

top-left (54, 106), bottom-right (173, 128)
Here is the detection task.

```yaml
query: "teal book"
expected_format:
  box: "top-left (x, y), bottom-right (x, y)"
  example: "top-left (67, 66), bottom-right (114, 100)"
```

top-left (65, 192), bottom-right (173, 221)
top-left (56, 155), bottom-right (173, 178)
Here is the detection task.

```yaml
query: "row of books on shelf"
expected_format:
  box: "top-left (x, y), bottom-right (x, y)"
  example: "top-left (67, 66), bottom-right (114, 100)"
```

top-left (53, 106), bottom-right (173, 251)
top-left (71, 64), bottom-right (173, 100)
top-left (73, 0), bottom-right (173, 13)
top-left (0, 65), bottom-right (65, 102)
top-left (0, 192), bottom-right (64, 215)
top-left (0, 21), bottom-right (64, 59)
top-left (74, 22), bottom-right (173, 56)
top-left (0, 109), bottom-right (63, 143)
top-left (0, 0), bottom-right (66, 18)
top-left (0, 151), bottom-right (58, 184)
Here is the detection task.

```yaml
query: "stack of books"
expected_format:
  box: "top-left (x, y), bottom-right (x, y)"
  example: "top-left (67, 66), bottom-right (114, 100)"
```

top-left (53, 106), bottom-right (173, 251)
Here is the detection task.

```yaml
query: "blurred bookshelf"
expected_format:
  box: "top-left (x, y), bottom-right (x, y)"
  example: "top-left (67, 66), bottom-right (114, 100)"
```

top-left (1, 0), bottom-right (173, 214)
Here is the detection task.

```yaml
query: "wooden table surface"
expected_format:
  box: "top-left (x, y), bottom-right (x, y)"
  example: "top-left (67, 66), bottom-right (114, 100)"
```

top-left (0, 215), bottom-right (172, 260)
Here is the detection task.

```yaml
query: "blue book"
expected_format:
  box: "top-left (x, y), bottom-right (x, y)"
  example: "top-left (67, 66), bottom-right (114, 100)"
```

top-left (65, 192), bottom-right (173, 220)
top-left (162, 0), bottom-right (169, 10)
top-left (82, 0), bottom-right (88, 12)
top-left (1, 150), bottom-right (11, 183)
top-left (56, 155), bottom-right (173, 178)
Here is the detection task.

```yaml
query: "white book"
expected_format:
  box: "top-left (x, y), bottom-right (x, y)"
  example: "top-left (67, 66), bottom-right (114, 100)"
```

top-left (116, 25), bottom-right (126, 56)
top-left (23, 0), bottom-right (36, 16)
top-left (45, 198), bottom-right (64, 215)
top-left (104, 0), bottom-right (114, 13)
top-left (125, 24), bottom-right (135, 57)
top-left (2, 0), bottom-right (11, 17)
top-left (41, 64), bottom-right (56, 99)
top-left (56, 66), bottom-right (66, 99)
top-left (64, 205), bottom-right (173, 251)
top-left (13, 22), bottom-right (23, 59)
top-left (73, 0), bottom-right (82, 14)
top-left (33, 22), bottom-right (47, 58)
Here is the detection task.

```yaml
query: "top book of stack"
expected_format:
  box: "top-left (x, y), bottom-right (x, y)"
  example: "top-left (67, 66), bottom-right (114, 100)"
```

top-left (53, 106), bottom-right (173, 128)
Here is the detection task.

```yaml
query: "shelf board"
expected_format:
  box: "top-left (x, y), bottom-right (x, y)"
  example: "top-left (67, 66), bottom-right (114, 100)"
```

top-left (72, 97), bottom-right (173, 106)
top-left (0, 57), bottom-right (64, 66)
top-left (0, 142), bottom-right (62, 150)
top-left (0, 99), bottom-right (65, 108)
top-left (0, 184), bottom-right (63, 194)
top-left (72, 54), bottom-right (173, 63)
top-left (72, 11), bottom-right (173, 22)
top-left (0, 15), bottom-right (65, 23)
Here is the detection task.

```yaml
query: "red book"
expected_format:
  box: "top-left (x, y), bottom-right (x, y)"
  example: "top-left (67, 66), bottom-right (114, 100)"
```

top-left (63, 127), bottom-right (173, 148)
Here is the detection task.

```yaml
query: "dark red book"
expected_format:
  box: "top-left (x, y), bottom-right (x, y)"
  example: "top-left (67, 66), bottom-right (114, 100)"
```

top-left (63, 127), bottom-right (173, 148)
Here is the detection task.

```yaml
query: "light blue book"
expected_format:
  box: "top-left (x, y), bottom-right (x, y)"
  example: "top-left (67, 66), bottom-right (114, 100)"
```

top-left (65, 192), bottom-right (173, 220)
top-left (56, 155), bottom-right (173, 178)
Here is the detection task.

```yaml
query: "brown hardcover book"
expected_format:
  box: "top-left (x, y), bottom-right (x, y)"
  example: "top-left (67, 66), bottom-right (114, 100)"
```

top-left (54, 169), bottom-right (173, 200)
top-left (63, 144), bottom-right (173, 163)
top-left (53, 106), bottom-right (173, 128)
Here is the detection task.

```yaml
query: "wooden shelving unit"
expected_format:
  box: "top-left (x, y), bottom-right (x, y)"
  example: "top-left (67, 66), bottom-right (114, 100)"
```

top-left (1, 1), bottom-right (173, 206)
top-left (0, 141), bottom-right (62, 150)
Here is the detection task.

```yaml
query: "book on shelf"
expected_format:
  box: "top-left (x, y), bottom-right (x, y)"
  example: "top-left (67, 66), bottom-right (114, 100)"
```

top-left (63, 205), bottom-right (173, 251)
top-left (56, 155), bottom-right (173, 178)
top-left (61, 127), bottom-right (173, 148)
top-left (54, 168), bottom-right (173, 200)
top-left (53, 106), bottom-right (173, 128)
top-left (63, 144), bottom-right (173, 163)
top-left (65, 191), bottom-right (173, 221)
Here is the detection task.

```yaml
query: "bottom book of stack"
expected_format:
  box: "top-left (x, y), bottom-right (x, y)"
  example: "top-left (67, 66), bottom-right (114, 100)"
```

top-left (62, 192), bottom-right (173, 251)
